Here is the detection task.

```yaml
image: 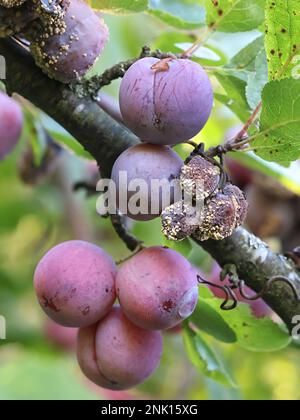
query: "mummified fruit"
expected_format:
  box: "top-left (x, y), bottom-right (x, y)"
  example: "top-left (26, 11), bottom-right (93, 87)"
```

top-left (194, 191), bottom-right (237, 241)
top-left (180, 155), bottom-right (221, 200)
top-left (0, 3), bottom-right (37, 37)
top-left (77, 307), bottom-right (163, 390)
top-left (30, 0), bottom-right (109, 83)
top-left (116, 247), bottom-right (198, 330)
top-left (223, 183), bottom-right (248, 226)
top-left (119, 57), bottom-right (213, 145)
top-left (161, 201), bottom-right (201, 241)
top-left (195, 182), bottom-right (248, 242)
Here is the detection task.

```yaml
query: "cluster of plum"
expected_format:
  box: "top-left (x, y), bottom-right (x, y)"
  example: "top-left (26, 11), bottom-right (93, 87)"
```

top-left (34, 240), bottom-right (199, 390)
top-left (111, 56), bottom-right (248, 240)
top-left (0, 0), bottom-right (109, 83)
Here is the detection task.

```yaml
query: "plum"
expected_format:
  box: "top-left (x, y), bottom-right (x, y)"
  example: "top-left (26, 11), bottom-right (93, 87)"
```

top-left (119, 57), bottom-right (213, 145)
top-left (30, 0), bottom-right (109, 83)
top-left (116, 246), bottom-right (199, 330)
top-left (0, 92), bottom-right (23, 160)
top-left (180, 155), bottom-right (221, 200)
top-left (34, 240), bottom-right (117, 327)
top-left (77, 307), bottom-right (163, 390)
top-left (111, 143), bottom-right (183, 221)
top-left (161, 201), bottom-right (199, 242)
top-left (44, 319), bottom-right (77, 352)
top-left (195, 183), bottom-right (248, 242)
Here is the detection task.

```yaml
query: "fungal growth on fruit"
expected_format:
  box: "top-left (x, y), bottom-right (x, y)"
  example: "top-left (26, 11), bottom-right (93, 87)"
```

top-left (116, 247), bottom-right (199, 330)
top-left (161, 201), bottom-right (200, 242)
top-left (180, 155), bottom-right (221, 200)
top-left (0, 3), bottom-right (37, 37)
top-left (119, 57), bottom-right (213, 145)
top-left (162, 154), bottom-right (248, 242)
top-left (29, 0), bottom-right (109, 83)
top-left (111, 143), bottom-right (183, 221)
top-left (34, 240), bottom-right (117, 328)
top-left (77, 306), bottom-right (163, 390)
top-left (194, 191), bottom-right (238, 241)
top-left (0, 92), bottom-right (23, 160)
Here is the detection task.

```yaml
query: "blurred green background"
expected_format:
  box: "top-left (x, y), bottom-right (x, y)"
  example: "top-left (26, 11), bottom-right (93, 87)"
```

top-left (1, 11), bottom-right (300, 401)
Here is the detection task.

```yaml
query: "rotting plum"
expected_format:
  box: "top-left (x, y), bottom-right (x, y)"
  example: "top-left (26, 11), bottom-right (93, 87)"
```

top-left (194, 183), bottom-right (248, 242)
top-left (111, 143), bottom-right (183, 221)
top-left (116, 246), bottom-right (199, 330)
top-left (0, 92), bottom-right (23, 160)
top-left (77, 306), bottom-right (163, 390)
top-left (34, 240), bottom-right (117, 328)
top-left (180, 155), bottom-right (221, 200)
top-left (161, 201), bottom-right (199, 242)
top-left (29, 0), bottom-right (109, 83)
top-left (119, 57), bottom-right (213, 145)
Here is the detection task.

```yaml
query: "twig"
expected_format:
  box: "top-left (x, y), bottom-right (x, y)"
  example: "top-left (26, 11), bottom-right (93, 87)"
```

top-left (110, 212), bottom-right (144, 252)
top-left (72, 46), bottom-right (178, 100)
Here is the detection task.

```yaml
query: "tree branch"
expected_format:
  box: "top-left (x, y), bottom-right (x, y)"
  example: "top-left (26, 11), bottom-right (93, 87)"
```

top-left (1, 38), bottom-right (300, 331)
top-left (0, 38), bottom-right (138, 177)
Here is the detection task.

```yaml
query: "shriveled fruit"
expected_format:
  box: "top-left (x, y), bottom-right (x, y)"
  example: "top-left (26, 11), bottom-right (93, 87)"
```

top-left (180, 155), bottom-right (221, 200)
top-left (195, 191), bottom-right (238, 241)
top-left (161, 201), bottom-right (200, 241)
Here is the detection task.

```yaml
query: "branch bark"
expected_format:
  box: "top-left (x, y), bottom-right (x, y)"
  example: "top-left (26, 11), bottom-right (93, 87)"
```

top-left (1, 38), bottom-right (300, 331)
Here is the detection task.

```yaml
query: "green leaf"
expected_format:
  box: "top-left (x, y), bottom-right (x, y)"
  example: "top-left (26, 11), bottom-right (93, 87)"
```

top-left (183, 327), bottom-right (236, 387)
top-left (176, 43), bottom-right (228, 66)
top-left (191, 299), bottom-right (237, 343)
top-left (23, 111), bottom-right (47, 166)
top-left (40, 115), bottom-right (93, 160)
top-left (228, 35), bottom-right (265, 78)
top-left (214, 72), bottom-right (252, 121)
top-left (152, 32), bottom-right (227, 67)
top-left (199, 297), bottom-right (291, 352)
top-left (0, 351), bottom-right (98, 400)
top-left (215, 93), bottom-right (251, 121)
top-left (246, 50), bottom-right (268, 109)
top-left (91, 0), bottom-right (148, 14)
top-left (229, 151), bottom-right (300, 195)
top-left (162, 237), bottom-right (192, 259)
top-left (265, 0), bottom-right (300, 80)
top-left (204, 0), bottom-right (266, 33)
top-left (252, 78), bottom-right (300, 165)
top-left (148, 0), bottom-right (206, 29)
